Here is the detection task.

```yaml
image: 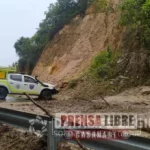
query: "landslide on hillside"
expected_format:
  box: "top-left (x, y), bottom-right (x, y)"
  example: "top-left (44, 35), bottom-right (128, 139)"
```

top-left (33, 0), bottom-right (150, 98)
top-left (33, 0), bottom-right (123, 84)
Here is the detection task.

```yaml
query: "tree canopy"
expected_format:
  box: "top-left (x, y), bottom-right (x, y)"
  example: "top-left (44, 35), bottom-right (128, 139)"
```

top-left (119, 0), bottom-right (150, 49)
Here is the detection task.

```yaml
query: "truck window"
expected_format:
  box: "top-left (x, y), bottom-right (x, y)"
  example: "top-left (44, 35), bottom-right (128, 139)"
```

top-left (24, 76), bottom-right (36, 83)
top-left (10, 75), bottom-right (22, 82)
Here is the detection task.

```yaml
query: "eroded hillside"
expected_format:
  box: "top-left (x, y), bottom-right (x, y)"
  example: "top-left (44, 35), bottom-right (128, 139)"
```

top-left (33, 0), bottom-right (123, 84)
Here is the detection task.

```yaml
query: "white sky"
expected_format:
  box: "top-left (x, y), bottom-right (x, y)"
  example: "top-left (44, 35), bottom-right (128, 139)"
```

top-left (0, 0), bottom-right (56, 66)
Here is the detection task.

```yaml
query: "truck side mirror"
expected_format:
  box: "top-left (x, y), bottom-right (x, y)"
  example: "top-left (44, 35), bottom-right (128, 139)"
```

top-left (35, 76), bottom-right (39, 83)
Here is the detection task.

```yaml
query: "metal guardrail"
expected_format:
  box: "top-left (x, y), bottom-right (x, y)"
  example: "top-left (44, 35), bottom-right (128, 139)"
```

top-left (0, 107), bottom-right (51, 131)
top-left (0, 107), bottom-right (150, 150)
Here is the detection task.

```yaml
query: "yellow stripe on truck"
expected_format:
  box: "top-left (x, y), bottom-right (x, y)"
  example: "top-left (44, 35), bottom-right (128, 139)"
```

top-left (8, 85), bottom-right (39, 94)
top-left (0, 80), bottom-right (38, 95)
top-left (0, 72), bottom-right (6, 79)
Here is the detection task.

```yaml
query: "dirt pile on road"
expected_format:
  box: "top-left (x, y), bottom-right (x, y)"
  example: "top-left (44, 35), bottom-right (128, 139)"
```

top-left (0, 123), bottom-right (92, 150)
top-left (0, 123), bottom-right (45, 150)
top-left (2, 86), bottom-right (150, 114)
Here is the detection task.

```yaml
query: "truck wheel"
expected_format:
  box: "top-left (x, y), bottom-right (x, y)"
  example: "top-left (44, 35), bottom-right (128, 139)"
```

top-left (41, 90), bottom-right (52, 100)
top-left (0, 87), bottom-right (8, 100)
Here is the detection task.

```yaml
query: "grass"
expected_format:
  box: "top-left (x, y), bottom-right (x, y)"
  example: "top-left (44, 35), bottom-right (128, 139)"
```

top-left (66, 48), bottom-right (122, 99)
top-left (91, 0), bottom-right (114, 13)
top-left (89, 47), bottom-right (119, 81)
top-left (68, 79), bottom-right (78, 88)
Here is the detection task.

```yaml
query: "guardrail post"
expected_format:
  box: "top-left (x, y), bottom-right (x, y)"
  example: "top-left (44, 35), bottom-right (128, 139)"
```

top-left (47, 121), bottom-right (57, 150)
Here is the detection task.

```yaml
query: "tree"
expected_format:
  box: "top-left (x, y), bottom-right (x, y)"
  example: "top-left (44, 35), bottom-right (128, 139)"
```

top-left (14, 37), bottom-right (40, 74)
top-left (119, 0), bottom-right (150, 49)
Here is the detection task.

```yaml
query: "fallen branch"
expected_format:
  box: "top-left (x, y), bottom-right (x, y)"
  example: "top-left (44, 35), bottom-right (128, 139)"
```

top-left (100, 95), bottom-right (111, 107)
top-left (74, 96), bottom-right (94, 103)
top-left (75, 138), bottom-right (88, 150)
top-left (24, 93), bottom-right (88, 150)
top-left (24, 92), bottom-right (54, 118)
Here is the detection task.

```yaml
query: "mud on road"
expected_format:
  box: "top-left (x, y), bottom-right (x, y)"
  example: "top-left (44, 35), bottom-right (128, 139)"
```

top-left (0, 123), bottom-right (45, 150)
top-left (1, 86), bottom-right (150, 115)
top-left (1, 86), bottom-right (150, 149)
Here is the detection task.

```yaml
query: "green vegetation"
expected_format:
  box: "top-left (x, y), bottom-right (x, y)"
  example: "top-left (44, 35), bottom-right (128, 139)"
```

top-left (68, 79), bottom-right (78, 88)
top-left (91, 0), bottom-right (115, 13)
top-left (14, 37), bottom-right (40, 74)
top-left (89, 47), bottom-right (119, 80)
top-left (92, 0), bottom-right (108, 12)
top-left (119, 0), bottom-right (150, 49)
top-left (15, 0), bottom-right (94, 73)
top-left (0, 66), bottom-right (16, 74)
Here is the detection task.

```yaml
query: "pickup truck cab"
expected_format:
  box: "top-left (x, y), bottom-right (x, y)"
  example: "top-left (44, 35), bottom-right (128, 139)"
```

top-left (0, 72), bottom-right (58, 100)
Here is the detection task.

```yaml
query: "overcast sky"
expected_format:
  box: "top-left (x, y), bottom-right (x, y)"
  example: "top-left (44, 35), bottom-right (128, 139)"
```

top-left (0, 0), bottom-right (56, 66)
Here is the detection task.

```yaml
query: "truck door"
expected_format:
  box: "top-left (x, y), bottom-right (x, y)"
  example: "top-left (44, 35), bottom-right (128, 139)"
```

top-left (23, 76), bottom-right (40, 95)
top-left (8, 74), bottom-right (24, 93)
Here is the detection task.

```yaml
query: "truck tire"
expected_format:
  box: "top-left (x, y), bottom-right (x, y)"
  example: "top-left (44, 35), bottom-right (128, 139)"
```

top-left (41, 90), bottom-right (52, 100)
top-left (0, 87), bottom-right (8, 100)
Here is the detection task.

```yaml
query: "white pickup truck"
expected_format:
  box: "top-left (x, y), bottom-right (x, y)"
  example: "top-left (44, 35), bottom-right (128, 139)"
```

top-left (0, 73), bottom-right (58, 100)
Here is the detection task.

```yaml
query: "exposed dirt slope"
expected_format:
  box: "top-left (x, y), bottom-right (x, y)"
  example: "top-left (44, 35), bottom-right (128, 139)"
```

top-left (33, 0), bottom-right (123, 84)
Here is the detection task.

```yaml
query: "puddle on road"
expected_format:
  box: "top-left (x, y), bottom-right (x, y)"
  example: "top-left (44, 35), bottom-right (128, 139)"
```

top-left (6, 95), bottom-right (28, 102)
top-left (0, 95), bottom-right (36, 112)
top-left (0, 95), bottom-right (38, 104)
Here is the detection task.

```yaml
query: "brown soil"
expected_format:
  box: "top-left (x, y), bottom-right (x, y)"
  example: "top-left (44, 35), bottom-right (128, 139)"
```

top-left (0, 124), bottom-right (92, 150)
top-left (0, 123), bottom-right (45, 150)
